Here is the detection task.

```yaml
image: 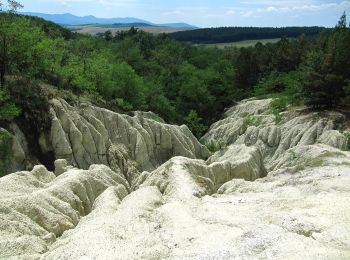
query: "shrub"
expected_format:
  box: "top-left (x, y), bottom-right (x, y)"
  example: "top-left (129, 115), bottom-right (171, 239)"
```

top-left (5, 79), bottom-right (51, 132)
top-left (0, 88), bottom-right (21, 123)
top-left (116, 98), bottom-right (133, 111)
top-left (342, 131), bottom-right (350, 151)
top-left (270, 97), bottom-right (288, 124)
top-left (184, 110), bottom-right (207, 138)
top-left (0, 131), bottom-right (13, 177)
top-left (204, 140), bottom-right (224, 154)
top-left (242, 114), bottom-right (262, 132)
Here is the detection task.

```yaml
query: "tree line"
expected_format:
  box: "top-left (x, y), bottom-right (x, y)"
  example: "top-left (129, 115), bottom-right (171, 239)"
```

top-left (0, 0), bottom-right (349, 139)
top-left (170, 26), bottom-right (330, 44)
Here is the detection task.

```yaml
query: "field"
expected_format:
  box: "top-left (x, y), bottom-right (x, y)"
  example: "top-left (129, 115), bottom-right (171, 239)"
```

top-left (67, 25), bottom-right (193, 35)
top-left (196, 38), bottom-right (284, 49)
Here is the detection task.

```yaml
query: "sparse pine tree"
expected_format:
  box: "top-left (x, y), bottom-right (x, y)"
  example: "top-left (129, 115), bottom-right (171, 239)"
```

top-left (336, 11), bottom-right (347, 29)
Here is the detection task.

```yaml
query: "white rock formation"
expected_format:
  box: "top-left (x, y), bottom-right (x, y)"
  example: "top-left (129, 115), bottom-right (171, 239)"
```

top-left (0, 123), bottom-right (33, 174)
top-left (48, 99), bottom-right (209, 181)
top-left (1, 98), bottom-right (350, 259)
top-left (202, 98), bottom-right (348, 170)
top-left (0, 162), bottom-right (129, 259)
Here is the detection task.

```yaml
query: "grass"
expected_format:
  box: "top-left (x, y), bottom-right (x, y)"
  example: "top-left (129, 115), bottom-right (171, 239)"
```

top-left (293, 150), bottom-right (346, 171)
top-left (241, 114), bottom-right (262, 133)
top-left (340, 131), bottom-right (350, 150)
top-left (204, 140), bottom-right (224, 154)
top-left (196, 38), bottom-right (286, 49)
top-left (270, 97), bottom-right (289, 124)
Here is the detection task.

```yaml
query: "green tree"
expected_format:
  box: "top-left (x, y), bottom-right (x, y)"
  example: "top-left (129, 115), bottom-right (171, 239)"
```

top-left (102, 62), bottom-right (147, 110)
top-left (336, 11), bottom-right (347, 29)
top-left (0, 87), bottom-right (20, 122)
top-left (0, 0), bottom-right (23, 86)
top-left (184, 110), bottom-right (207, 138)
top-left (104, 30), bottom-right (113, 41)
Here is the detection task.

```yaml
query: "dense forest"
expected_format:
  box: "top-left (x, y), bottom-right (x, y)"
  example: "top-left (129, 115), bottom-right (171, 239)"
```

top-left (0, 1), bottom-right (350, 140)
top-left (170, 27), bottom-right (330, 44)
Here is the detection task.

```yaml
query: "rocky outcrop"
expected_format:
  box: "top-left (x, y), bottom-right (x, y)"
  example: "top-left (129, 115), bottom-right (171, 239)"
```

top-left (1, 98), bottom-right (350, 259)
top-left (202, 98), bottom-right (349, 170)
top-left (47, 99), bottom-right (209, 183)
top-left (0, 162), bottom-right (129, 259)
top-left (134, 144), bottom-right (266, 201)
top-left (1, 151), bottom-right (346, 259)
top-left (0, 124), bottom-right (33, 175)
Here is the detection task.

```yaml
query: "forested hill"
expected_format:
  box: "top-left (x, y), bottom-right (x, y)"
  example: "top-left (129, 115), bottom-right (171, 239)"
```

top-left (170, 26), bottom-right (329, 43)
top-left (1, 9), bottom-right (350, 144)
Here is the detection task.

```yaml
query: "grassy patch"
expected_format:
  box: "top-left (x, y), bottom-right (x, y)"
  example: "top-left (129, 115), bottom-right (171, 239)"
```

top-left (204, 140), bottom-right (224, 154)
top-left (341, 131), bottom-right (350, 151)
top-left (242, 114), bottom-right (262, 132)
top-left (270, 97), bottom-right (288, 124)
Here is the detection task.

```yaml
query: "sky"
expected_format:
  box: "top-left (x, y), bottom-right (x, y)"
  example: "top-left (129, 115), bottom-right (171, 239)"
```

top-left (20, 0), bottom-right (350, 27)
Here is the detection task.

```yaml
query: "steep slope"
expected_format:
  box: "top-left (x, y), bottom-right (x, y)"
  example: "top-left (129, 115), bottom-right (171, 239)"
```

top-left (1, 98), bottom-right (350, 259)
top-left (202, 98), bottom-right (348, 169)
top-left (47, 99), bottom-right (209, 181)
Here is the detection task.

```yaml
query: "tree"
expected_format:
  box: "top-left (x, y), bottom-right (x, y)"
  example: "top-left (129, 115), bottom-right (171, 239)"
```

top-left (336, 11), bottom-right (347, 29)
top-left (184, 110), bottom-right (207, 138)
top-left (0, 0), bottom-right (23, 86)
top-left (101, 62), bottom-right (147, 110)
top-left (104, 30), bottom-right (113, 41)
top-left (0, 87), bottom-right (20, 122)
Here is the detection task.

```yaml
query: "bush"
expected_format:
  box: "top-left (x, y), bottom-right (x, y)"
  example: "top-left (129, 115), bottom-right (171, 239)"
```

top-left (6, 79), bottom-right (51, 132)
top-left (0, 88), bottom-right (21, 123)
top-left (184, 110), bottom-right (207, 138)
top-left (270, 97), bottom-right (288, 123)
top-left (242, 114), bottom-right (262, 132)
top-left (342, 131), bottom-right (350, 151)
top-left (116, 98), bottom-right (133, 111)
top-left (204, 140), bottom-right (224, 153)
top-left (0, 131), bottom-right (13, 177)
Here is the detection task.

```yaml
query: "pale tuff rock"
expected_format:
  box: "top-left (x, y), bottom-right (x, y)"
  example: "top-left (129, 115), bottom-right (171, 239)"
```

top-left (0, 162), bottom-right (129, 259)
top-left (0, 124), bottom-right (33, 174)
top-left (48, 99), bottom-right (209, 175)
top-left (1, 98), bottom-right (350, 259)
top-left (39, 153), bottom-right (350, 259)
top-left (134, 144), bottom-right (266, 201)
top-left (202, 98), bottom-right (348, 170)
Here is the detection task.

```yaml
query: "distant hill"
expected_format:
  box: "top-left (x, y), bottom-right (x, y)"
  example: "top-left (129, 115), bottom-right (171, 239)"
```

top-left (170, 26), bottom-right (330, 44)
top-left (159, 23), bottom-right (198, 29)
top-left (20, 12), bottom-right (151, 25)
top-left (20, 12), bottom-right (197, 29)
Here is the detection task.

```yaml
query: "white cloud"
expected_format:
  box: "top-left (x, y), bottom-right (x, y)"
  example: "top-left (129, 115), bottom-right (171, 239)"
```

top-left (238, 1), bottom-right (350, 17)
top-left (51, 0), bottom-right (136, 7)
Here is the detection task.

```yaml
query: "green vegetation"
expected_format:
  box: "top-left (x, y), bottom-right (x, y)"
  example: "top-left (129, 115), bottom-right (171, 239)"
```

top-left (0, 1), bottom-right (349, 140)
top-left (0, 88), bottom-right (21, 123)
top-left (196, 38), bottom-right (284, 49)
top-left (242, 114), bottom-right (262, 132)
top-left (204, 140), bottom-right (224, 154)
top-left (270, 97), bottom-right (288, 124)
top-left (342, 131), bottom-right (350, 150)
top-left (171, 26), bottom-right (328, 44)
top-left (0, 130), bottom-right (13, 177)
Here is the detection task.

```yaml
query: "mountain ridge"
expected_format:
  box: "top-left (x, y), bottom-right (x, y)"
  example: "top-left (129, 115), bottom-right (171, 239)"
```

top-left (20, 12), bottom-right (197, 28)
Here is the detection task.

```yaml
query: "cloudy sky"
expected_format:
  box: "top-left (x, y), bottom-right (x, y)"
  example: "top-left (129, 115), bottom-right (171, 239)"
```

top-left (20, 0), bottom-right (350, 27)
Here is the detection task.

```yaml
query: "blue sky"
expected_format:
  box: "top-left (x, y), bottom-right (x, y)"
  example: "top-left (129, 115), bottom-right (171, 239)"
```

top-left (20, 0), bottom-right (350, 27)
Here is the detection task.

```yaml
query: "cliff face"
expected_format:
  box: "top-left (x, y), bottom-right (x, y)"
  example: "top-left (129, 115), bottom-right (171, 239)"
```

top-left (1, 99), bottom-right (350, 259)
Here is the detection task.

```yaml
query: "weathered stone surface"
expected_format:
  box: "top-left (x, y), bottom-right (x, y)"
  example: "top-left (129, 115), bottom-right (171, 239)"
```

top-left (1, 98), bottom-right (350, 259)
top-left (48, 99), bottom-right (209, 177)
top-left (202, 98), bottom-right (348, 171)
top-left (0, 163), bottom-right (129, 259)
top-left (0, 124), bottom-right (33, 174)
